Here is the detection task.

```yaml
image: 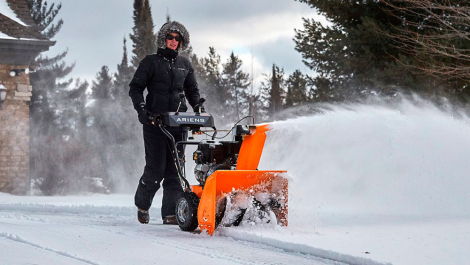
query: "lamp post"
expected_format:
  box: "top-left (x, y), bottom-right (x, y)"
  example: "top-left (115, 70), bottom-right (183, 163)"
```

top-left (0, 83), bottom-right (6, 110)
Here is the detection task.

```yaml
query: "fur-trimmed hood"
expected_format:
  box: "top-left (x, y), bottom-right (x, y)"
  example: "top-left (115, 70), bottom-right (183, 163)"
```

top-left (156, 21), bottom-right (190, 51)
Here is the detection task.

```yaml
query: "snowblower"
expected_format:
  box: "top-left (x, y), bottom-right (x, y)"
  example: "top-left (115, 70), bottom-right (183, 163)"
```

top-left (150, 99), bottom-right (288, 235)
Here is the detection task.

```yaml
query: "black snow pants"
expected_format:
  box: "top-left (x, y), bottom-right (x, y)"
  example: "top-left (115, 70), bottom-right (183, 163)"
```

top-left (134, 124), bottom-right (186, 218)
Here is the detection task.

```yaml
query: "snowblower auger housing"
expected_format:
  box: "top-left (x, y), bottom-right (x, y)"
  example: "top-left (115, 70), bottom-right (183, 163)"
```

top-left (154, 108), bottom-right (288, 236)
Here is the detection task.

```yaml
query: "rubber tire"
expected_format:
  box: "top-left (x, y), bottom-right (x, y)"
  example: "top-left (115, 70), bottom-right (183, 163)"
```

top-left (176, 192), bottom-right (199, 231)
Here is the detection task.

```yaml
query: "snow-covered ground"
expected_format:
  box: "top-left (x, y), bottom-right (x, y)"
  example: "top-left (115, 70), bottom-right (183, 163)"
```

top-left (1, 100), bottom-right (470, 265)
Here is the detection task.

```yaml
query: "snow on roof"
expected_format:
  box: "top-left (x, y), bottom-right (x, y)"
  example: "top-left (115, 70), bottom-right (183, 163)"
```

top-left (0, 30), bottom-right (14, 39)
top-left (0, 0), bottom-right (27, 26)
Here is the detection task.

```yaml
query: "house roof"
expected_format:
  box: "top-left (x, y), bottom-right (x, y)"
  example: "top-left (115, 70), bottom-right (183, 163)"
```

top-left (5, 0), bottom-right (39, 28)
top-left (0, 0), bottom-right (45, 40)
top-left (0, 0), bottom-right (55, 65)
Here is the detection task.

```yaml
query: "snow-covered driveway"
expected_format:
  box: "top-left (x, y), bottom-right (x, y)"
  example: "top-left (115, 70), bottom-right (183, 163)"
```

top-left (1, 193), bottom-right (469, 265)
top-left (0, 196), bottom-right (348, 265)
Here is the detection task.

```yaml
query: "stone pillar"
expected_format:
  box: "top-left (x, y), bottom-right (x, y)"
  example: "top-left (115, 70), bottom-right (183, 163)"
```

top-left (0, 64), bottom-right (31, 195)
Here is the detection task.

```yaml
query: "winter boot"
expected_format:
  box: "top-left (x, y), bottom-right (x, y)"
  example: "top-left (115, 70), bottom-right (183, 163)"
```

top-left (138, 208), bottom-right (149, 224)
top-left (162, 215), bottom-right (178, 225)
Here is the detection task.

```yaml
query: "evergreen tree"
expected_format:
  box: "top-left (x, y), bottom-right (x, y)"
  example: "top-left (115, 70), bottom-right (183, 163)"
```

top-left (260, 64), bottom-right (285, 120)
top-left (294, 0), bottom-right (470, 101)
top-left (89, 65), bottom-right (114, 138)
top-left (27, 0), bottom-right (74, 137)
top-left (221, 52), bottom-right (251, 120)
top-left (87, 66), bottom-right (115, 189)
top-left (111, 40), bottom-right (143, 190)
top-left (114, 38), bottom-right (134, 102)
top-left (25, 0), bottom-right (63, 38)
top-left (91, 66), bottom-right (113, 100)
top-left (31, 77), bottom-right (90, 195)
top-left (294, 1), bottom-right (415, 99)
top-left (200, 47), bottom-right (223, 100)
top-left (285, 70), bottom-right (308, 107)
top-left (26, 1), bottom-right (95, 194)
top-left (130, 0), bottom-right (157, 68)
top-left (56, 79), bottom-right (89, 138)
top-left (198, 47), bottom-right (232, 123)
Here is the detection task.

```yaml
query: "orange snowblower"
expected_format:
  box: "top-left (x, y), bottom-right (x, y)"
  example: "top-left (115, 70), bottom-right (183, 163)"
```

top-left (152, 100), bottom-right (288, 235)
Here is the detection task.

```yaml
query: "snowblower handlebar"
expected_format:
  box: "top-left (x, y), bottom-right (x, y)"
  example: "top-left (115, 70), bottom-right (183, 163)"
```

top-left (161, 112), bottom-right (214, 128)
top-left (148, 112), bottom-right (214, 129)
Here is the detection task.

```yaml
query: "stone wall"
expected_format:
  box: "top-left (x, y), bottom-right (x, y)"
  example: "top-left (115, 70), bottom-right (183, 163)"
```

top-left (0, 64), bottom-right (31, 195)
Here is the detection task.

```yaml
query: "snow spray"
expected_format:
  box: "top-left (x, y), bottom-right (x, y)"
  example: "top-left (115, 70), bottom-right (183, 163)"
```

top-left (259, 98), bottom-right (470, 228)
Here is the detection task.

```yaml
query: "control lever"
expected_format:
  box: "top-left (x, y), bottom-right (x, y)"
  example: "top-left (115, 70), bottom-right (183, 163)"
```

top-left (192, 97), bottom-right (207, 136)
top-left (195, 98), bottom-right (206, 114)
top-left (175, 93), bottom-right (185, 115)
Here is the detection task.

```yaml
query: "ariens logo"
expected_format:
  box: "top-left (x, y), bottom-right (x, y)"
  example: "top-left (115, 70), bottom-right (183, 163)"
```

top-left (176, 117), bottom-right (206, 123)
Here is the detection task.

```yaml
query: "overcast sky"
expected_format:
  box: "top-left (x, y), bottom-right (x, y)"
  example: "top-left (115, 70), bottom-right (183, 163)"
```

top-left (43, 0), bottom-right (322, 88)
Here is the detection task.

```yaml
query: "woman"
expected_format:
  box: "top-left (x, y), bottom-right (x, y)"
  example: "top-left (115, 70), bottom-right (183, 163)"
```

top-left (129, 21), bottom-right (201, 224)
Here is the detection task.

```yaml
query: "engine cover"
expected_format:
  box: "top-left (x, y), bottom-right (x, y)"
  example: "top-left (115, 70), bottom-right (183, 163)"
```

top-left (193, 140), bottom-right (242, 184)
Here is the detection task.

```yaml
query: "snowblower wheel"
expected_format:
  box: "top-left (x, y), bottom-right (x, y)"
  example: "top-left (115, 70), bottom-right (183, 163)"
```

top-left (176, 192), bottom-right (200, 231)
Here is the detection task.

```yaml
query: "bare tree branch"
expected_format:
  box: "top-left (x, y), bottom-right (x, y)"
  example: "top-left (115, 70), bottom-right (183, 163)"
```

top-left (378, 0), bottom-right (470, 82)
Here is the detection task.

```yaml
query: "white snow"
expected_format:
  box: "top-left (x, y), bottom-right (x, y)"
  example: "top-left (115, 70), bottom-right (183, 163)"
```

top-left (0, 31), bottom-right (14, 39)
top-left (1, 99), bottom-right (470, 264)
top-left (0, 1), bottom-right (27, 26)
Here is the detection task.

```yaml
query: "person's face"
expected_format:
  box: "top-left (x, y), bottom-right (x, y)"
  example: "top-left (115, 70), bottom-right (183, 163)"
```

top-left (166, 32), bottom-right (181, 50)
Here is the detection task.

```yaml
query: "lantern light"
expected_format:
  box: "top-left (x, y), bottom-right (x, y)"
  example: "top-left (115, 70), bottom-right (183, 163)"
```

top-left (0, 83), bottom-right (7, 110)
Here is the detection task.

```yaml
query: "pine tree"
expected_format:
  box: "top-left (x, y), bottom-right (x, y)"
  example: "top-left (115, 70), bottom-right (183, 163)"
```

top-left (89, 65), bottom-right (114, 140)
top-left (114, 38), bottom-right (134, 102)
top-left (86, 66), bottom-right (115, 190)
top-left (201, 47), bottom-right (222, 99)
top-left (260, 64), bottom-right (285, 120)
top-left (222, 52), bottom-right (251, 120)
top-left (198, 47), bottom-right (232, 122)
top-left (25, 0), bottom-right (63, 38)
top-left (26, 1), bottom-right (95, 194)
top-left (91, 66), bottom-right (113, 100)
top-left (285, 70), bottom-right (308, 107)
top-left (111, 39), bottom-right (143, 189)
top-left (294, 1), bottom-right (415, 99)
top-left (27, 0), bottom-right (74, 136)
top-left (130, 0), bottom-right (157, 67)
top-left (295, 0), bottom-right (470, 101)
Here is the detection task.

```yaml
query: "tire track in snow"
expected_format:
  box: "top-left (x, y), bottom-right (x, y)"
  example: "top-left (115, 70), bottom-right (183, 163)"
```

top-left (0, 209), bottom-right (260, 265)
top-left (0, 203), bottom-right (350, 264)
top-left (61, 214), bottom-right (333, 265)
top-left (0, 203), bottom-right (327, 264)
top-left (76, 218), bottom-right (278, 265)
top-left (0, 203), bottom-right (134, 217)
top-left (0, 232), bottom-right (101, 265)
top-left (219, 229), bottom-right (392, 265)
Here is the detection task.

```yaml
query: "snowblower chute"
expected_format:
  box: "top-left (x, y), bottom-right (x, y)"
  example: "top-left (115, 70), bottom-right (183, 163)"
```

top-left (152, 101), bottom-right (288, 235)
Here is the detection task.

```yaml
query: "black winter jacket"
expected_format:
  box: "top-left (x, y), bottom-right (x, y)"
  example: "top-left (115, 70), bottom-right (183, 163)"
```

top-left (129, 48), bottom-right (200, 114)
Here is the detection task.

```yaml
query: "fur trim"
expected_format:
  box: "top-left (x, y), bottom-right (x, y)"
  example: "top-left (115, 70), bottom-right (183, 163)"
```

top-left (157, 21), bottom-right (190, 51)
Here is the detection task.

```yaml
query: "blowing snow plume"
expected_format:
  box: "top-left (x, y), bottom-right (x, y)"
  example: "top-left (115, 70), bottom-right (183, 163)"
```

top-left (259, 98), bottom-right (470, 229)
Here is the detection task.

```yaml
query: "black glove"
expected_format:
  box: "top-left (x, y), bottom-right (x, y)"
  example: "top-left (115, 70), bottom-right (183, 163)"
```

top-left (137, 103), bottom-right (150, 125)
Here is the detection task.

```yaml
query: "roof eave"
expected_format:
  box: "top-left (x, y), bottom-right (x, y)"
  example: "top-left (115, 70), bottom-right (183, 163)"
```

top-left (0, 38), bottom-right (56, 65)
